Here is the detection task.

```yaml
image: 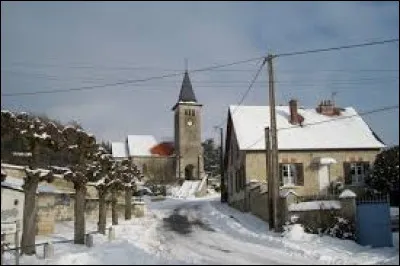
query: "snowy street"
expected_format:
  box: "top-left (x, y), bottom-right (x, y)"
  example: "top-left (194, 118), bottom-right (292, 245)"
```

top-left (4, 195), bottom-right (399, 265)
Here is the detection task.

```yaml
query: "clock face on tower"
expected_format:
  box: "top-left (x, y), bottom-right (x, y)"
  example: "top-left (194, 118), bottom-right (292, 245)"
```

top-left (187, 120), bottom-right (193, 126)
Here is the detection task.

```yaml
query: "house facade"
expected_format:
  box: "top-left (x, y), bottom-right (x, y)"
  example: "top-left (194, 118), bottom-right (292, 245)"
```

top-left (224, 99), bottom-right (385, 211)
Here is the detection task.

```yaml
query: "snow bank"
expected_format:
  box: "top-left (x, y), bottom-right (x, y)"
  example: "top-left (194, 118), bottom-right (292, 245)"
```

top-left (390, 207), bottom-right (399, 217)
top-left (282, 224), bottom-right (314, 242)
top-left (173, 181), bottom-right (201, 199)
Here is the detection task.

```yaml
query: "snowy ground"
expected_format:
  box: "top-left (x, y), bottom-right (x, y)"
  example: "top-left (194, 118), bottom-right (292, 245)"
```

top-left (3, 195), bottom-right (399, 265)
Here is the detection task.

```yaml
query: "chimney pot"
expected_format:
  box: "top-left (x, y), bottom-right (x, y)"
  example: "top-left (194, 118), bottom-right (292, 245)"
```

top-left (289, 99), bottom-right (299, 124)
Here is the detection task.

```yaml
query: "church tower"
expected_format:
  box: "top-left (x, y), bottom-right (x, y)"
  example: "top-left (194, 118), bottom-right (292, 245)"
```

top-left (172, 71), bottom-right (204, 180)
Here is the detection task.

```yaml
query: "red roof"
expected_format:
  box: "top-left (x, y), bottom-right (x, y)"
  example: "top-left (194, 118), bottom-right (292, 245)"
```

top-left (150, 142), bottom-right (174, 156)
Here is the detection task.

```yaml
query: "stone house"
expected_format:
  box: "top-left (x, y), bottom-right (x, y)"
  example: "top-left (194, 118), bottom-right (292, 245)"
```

top-left (224, 99), bottom-right (385, 211)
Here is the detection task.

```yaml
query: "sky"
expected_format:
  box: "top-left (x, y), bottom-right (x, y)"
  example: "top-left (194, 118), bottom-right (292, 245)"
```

top-left (1, 1), bottom-right (399, 146)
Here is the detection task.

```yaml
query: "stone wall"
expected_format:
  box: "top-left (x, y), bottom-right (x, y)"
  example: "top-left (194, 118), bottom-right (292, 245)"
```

top-left (53, 194), bottom-right (74, 221)
top-left (132, 156), bottom-right (176, 184)
top-left (248, 185), bottom-right (269, 222)
top-left (36, 194), bottom-right (56, 235)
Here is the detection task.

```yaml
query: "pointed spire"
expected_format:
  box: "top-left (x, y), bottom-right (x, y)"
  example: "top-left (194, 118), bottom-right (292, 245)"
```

top-left (177, 69), bottom-right (197, 103)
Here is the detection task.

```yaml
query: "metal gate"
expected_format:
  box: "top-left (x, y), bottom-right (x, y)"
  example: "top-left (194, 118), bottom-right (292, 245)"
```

top-left (356, 195), bottom-right (393, 247)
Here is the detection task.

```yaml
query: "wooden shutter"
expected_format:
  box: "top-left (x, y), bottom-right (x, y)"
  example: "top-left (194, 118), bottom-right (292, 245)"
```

top-left (279, 164), bottom-right (283, 186)
top-left (295, 163), bottom-right (304, 186)
top-left (343, 162), bottom-right (351, 185)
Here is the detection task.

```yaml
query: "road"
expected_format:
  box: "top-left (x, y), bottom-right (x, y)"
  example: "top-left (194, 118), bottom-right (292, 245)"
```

top-left (145, 197), bottom-right (318, 265)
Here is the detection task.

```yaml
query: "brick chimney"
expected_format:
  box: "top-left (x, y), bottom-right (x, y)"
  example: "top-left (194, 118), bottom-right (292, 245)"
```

top-left (316, 100), bottom-right (341, 116)
top-left (289, 99), bottom-right (304, 125)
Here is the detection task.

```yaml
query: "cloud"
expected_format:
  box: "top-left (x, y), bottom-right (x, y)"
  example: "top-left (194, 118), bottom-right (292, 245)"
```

top-left (1, 2), bottom-right (399, 146)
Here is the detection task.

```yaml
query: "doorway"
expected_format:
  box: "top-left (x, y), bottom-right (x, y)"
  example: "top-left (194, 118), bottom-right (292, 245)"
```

top-left (184, 164), bottom-right (194, 180)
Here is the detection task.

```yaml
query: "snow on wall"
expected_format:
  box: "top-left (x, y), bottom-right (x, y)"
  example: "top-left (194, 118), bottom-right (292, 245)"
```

top-left (1, 176), bottom-right (65, 194)
top-left (230, 105), bottom-right (385, 150)
top-left (288, 200), bottom-right (341, 212)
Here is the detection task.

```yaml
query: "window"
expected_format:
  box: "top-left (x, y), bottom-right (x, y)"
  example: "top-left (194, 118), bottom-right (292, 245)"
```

top-left (279, 163), bottom-right (304, 186)
top-left (351, 163), bottom-right (364, 184)
top-left (344, 162), bottom-right (369, 185)
top-left (281, 164), bottom-right (296, 186)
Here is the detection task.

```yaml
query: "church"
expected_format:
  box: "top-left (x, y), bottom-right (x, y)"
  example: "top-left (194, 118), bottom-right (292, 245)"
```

top-left (111, 71), bottom-right (205, 184)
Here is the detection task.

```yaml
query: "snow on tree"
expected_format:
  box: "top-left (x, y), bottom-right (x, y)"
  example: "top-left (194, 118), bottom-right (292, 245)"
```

top-left (61, 125), bottom-right (97, 244)
top-left (86, 146), bottom-right (114, 234)
top-left (202, 138), bottom-right (221, 178)
top-left (117, 159), bottom-right (142, 220)
top-left (1, 111), bottom-right (62, 255)
top-left (366, 145), bottom-right (399, 200)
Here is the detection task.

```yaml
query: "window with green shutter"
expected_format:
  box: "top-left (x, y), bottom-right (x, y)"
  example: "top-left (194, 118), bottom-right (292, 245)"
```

top-left (344, 161), bottom-right (369, 185)
top-left (279, 163), bottom-right (304, 186)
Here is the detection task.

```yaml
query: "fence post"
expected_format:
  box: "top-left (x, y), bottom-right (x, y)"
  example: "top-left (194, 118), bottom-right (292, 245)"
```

top-left (15, 220), bottom-right (20, 265)
top-left (1, 241), bottom-right (4, 266)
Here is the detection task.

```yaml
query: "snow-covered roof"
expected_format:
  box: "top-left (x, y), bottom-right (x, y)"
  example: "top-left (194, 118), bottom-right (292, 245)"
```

top-left (229, 105), bottom-right (385, 150)
top-left (127, 135), bottom-right (157, 156)
top-left (288, 200), bottom-right (341, 212)
top-left (112, 142), bottom-right (128, 158)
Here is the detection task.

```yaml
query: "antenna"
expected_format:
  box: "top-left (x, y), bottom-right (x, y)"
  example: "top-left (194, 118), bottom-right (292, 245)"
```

top-left (331, 91), bottom-right (338, 105)
top-left (184, 58), bottom-right (188, 72)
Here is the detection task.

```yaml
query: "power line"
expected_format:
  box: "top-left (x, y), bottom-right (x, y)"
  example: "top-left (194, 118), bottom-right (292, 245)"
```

top-left (242, 105), bottom-right (399, 150)
top-left (2, 56), bottom-right (264, 97)
top-left (3, 69), bottom-right (398, 84)
top-left (214, 58), bottom-right (267, 129)
top-left (2, 37), bottom-right (398, 97)
top-left (275, 38), bottom-right (399, 58)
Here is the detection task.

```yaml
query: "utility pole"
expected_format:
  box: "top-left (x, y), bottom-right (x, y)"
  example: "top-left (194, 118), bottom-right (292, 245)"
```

top-left (219, 127), bottom-right (226, 202)
top-left (265, 127), bottom-right (274, 229)
top-left (267, 54), bottom-right (281, 232)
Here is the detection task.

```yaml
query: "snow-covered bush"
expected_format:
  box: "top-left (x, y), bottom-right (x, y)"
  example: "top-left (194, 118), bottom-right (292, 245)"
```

top-left (326, 216), bottom-right (356, 240)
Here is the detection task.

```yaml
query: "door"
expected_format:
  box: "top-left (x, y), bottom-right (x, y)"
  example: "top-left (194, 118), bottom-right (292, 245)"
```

top-left (318, 165), bottom-right (329, 191)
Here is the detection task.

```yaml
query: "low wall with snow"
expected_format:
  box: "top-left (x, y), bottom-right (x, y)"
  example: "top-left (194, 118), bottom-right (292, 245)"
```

top-left (248, 184), bottom-right (269, 222)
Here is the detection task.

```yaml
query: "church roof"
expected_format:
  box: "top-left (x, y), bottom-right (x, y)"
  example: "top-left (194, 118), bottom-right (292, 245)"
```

top-left (177, 71), bottom-right (197, 103)
top-left (127, 135), bottom-right (158, 156)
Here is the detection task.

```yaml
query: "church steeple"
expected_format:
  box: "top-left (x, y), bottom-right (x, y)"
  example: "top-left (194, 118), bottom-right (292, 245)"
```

top-left (178, 71), bottom-right (197, 103)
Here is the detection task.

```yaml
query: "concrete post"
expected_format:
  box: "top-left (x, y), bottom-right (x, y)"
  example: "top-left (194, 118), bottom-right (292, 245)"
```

top-left (85, 234), bottom-right (93, 248)
top-left (108, 227), bottom-right (115, 241)
top-left (339, 189), bottom-right (357, 222)
top-left (43, 242), bottom-right (54, 259)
